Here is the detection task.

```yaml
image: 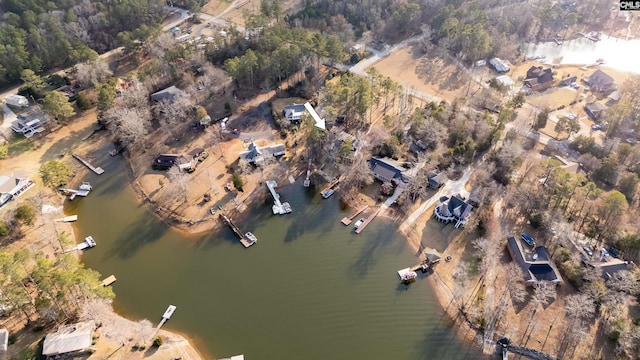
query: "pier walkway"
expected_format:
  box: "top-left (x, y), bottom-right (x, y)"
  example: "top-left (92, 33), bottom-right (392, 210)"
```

top-left (219, 214), bottom-right (254, 248)
top-left (266, 180), bottom-right (292, 215)
top-left (72, 154), bottom-right (104, 175)
top-left (341, 206), bottom-right (368, 225)
top-left (320, 175), bottom-right (344, 194)
top-left (355, 188), bottom-right (403, 234)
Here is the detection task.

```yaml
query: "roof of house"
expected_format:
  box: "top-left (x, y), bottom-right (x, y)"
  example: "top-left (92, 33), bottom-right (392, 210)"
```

top-left (506, 236), bottom-right (563, 284)
top-left (447, 196), bottom-right (473, 219)
top-left (239, 143), bottom-right (285, 162)
top-left (428, 172), bottom-right (448, 187)
top-left (608, 91), bottom-right (622, 101)
top-left (150, 86), bottom-right (187, 102)
top-left (283, 103), bottom-right (306, 112)
top-left (496, 75), bottom-right (515, 87)
top-left (187, 147), bottom-right (205, 158)
top-left (597, 259), bottom-right (631, 280)
top-left (585, 102), bottom-right (608, 113)
top-left (0, 173), bottom-right (30, 194)
top-left (559, 76), bottom-right (577, 86)
top-left (586, 70), bottom-right (615, 89)
top-left (369, 157), bottom-right (406, 182)
top-left (42, 321), bottom-right (95, 356)
top-left (525, 66), bottom-right (554, 84)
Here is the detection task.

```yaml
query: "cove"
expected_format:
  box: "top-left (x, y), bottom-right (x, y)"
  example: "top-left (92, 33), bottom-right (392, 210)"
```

top-left (66, 154), bottom-right (484, 359)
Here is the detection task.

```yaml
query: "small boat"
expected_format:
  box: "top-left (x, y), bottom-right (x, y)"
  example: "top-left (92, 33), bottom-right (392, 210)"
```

top-left (245, 232), bottom-right (257, 243)
top-left (354, 218), bottom-right (366, 229)
top-left (596, 58), bottom-right (605, 64)
top-left (322, 189), bottom-right (334, 199)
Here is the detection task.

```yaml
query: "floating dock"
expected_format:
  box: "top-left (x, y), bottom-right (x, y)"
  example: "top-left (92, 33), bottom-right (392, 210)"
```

top-left (55, 215), bottom-right (78, 222)
top-left (61, 182), bottom-right (93, 200)
top-left (410, 260), bottom-right (431, 273)
top-left (101, 275), bottom-right (117, 286)
top-left (266, 180), bottom-right (292, 215)
top-left (397, 268), bottom-right (417, 283)
top-left (354, 209), bottom-right (379, 234)
top-left (64, 236), bottom-right (96, 253)
top-left (152, 305), bottom-right (177, 341)
top-left (219, 214), bottom-right (255, 248)
top-left (303, 161), bottom-right (312, 187)
top-left (72, 154), bottom-right (104, 175)
top-left (341, 206), bottom-right (368, 225)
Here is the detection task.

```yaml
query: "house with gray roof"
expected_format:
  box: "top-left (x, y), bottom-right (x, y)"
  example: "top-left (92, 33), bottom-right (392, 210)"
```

top-left (506, 236), bottom-right (563, 286)
top-left (584, 70), bottom-right (616, 93)
top-left (282, 103), bottom-right (306, 123)
top-left (434, 195), bottom-right (473, 228)
top-left (150, 85), bottom-right (188, 102)
top-left (42, 321), bottom-right (95, 356)
top-left (239, 142), bottom-right (285, 164)
top-left (369, 157), bottom-right (408, 185)
top-left (0, 172), bottom-right (35, 209)
top-left (584, 102), bottom-right (608, 121)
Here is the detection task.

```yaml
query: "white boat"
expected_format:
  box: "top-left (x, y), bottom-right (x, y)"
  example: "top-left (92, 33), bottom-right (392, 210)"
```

top-left (162, 305), bottom-right (177, 319)
top-left (354, 218), bottom-right (366, 229)
top-left (55, 215), bottom-right (78, 222)
top-left (322, 189), bottom-right (334, 199)
top-left (245, 232), bottom-right (257, 243)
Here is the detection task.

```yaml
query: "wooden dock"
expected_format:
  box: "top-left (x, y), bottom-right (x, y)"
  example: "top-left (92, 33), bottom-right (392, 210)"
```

top-left (72, 154), bottom-right (104, 175)
top-left (410, 261), bottom-right (431, 273)
top-left (341, 206), bottom-right (369, 225)
top-left (101, 275), bottom-right (117, 286)
top-left (320, 175), bottom-right (344, 194)
top-left (219, 214), bottom-right (254, 248)
top-left (354, 209), bottom-right (379, 234)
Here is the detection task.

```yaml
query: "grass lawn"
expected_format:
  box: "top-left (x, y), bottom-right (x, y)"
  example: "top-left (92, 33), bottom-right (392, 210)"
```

top-left (7, 136), bottom-right (34, 157)
top-left (528, 87), bottom-right (580, 110)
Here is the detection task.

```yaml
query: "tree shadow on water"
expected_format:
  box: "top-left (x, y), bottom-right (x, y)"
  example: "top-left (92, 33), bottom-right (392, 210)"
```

top-left (349, 226), bottom-right (406, 278)
top-left (106, 215), bottom-right (169, 259)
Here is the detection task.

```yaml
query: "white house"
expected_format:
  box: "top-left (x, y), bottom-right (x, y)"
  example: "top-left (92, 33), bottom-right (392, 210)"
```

top-left (10, 114), bottom-right (45, 138)
top-left (282, 103), bottom-right (306, 122)
top-left (0, 172), bottom-right (35, 208)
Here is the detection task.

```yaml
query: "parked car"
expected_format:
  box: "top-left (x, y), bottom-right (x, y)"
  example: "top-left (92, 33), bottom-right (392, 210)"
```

top-left (521, 233), bottom-right (536, 247)
top-left (591, 124), bottom-right (602, 131)
top-left (583, 246), bottom-right (593, 257)
top-left (566, 113), bottom-right (577, 120)
top-left (608, 247), bottom-right (620, 258)
top-left (600, 248), bottom-right (609, 257)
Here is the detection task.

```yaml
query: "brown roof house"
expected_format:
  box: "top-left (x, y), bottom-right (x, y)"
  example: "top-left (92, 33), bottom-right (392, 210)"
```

top-left (524, 66), bottom-right (555, 91)
top-left (584, 70), bottom-right (617, 93)
top-left (506, 236), bottom-right (563, 286)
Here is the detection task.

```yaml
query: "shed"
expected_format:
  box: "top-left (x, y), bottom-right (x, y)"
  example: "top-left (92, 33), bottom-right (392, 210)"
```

top-left (43, 321), bottom-right (95, 356)
top-left (496, 75), bottom-right (515, 88)
top-left (0, 328), bottom-right (7, 352)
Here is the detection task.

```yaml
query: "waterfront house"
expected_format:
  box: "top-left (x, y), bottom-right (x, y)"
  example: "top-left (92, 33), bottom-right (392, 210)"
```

top-left (0, 172), bottom-right (35, 209)
top-left (282, 103), bottom-right (306, 123)
top-left (10, 111), bottom-right (46, 138)
top-left (152, 154), bottom-right (186, 170)
top-left (434, 195), bottom-right (473, 228)
top-left (607, 91), bottom-right (621, 106)
top-left (42, 321), bottom-right (95, 357)
top-left (584, 102), bottom-right (608, 121)
top-left (369, 157), bottom-right (408, 185)
top-left (489, 58), bottom-right (510, 73)
top-left (584, 70), bottom-right (616, 93)
top-left (506, 236), bottom-right (563, 286)
top-left (524, 66), bottom-right (554, 91)
top-left (239, 142), bottom-right (286, 164)
top-left (150, 85), bottom-right (188, 102)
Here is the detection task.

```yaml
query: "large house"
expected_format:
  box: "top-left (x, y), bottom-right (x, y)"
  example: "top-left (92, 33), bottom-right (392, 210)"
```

top-left (369, 157), bottom-right (408, 185)
top-left (282, 103), bottom-right (306, 123)
top-left (489, 58), bottom-right (510, 73)
top-left (150, 85), bottom-right (188, 102)
top-left (584, 70), bottom-right (616, 93)
top-left (42, 321), bottom-right (95, 357)
top-left (10, 111), bottom-right (46, 138)
top-left (506, 236), bottom-right (563, 286)
top-left (239, 142), bottom-right (285, 164)
top-left (434, 195), bottom-right (473, 228)
top-left (524, 66), bottom-right (554, 91)
top-left (584, 102), bottom-right (608, 121)
top-left (0, 172), bottom-right (35, 208)
top-left (152, 154), bottom-right (187, 170)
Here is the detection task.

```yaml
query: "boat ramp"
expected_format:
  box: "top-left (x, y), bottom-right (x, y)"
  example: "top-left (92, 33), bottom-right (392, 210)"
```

top-left (219, 214), bottom-right (256, 248)
top-left (60, 182), bottom-right (93, 200)
top-left (266, 180), bottom-right (292, 215)
top-left (63, 236), bottom-right (96, 253)
top-left (72, 154), bottom-right (104, 175)
top-left (341, 206), bottom-right (368, 225)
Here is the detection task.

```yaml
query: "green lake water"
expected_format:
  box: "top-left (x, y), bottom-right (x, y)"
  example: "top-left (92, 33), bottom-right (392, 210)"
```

top-left (66, 154), bottom-right (485, 360)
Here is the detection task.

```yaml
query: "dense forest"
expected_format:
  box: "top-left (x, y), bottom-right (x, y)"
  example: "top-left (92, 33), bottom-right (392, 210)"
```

top-left (0, 0), bottom-right (181, 86)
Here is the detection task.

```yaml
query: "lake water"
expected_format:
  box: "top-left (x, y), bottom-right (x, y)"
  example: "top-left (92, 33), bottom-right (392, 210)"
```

top-left (525, 35), bottom-right (640, 74)
top-left (66, 154), bottom-right (484, 359)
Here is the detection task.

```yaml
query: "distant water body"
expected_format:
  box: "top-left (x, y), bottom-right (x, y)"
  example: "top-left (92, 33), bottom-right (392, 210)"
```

top-left (525, 35), bottom-right (640, 74)
top-left (67, 154), bottom-right (486, 359)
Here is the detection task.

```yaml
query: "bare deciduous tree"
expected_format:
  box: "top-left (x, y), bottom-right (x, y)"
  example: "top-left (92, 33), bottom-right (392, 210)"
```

top-left (74, 59), bottom-right (111, 87)
top-left (167, 166), bottom-right (189, 204)
top-left (530, 281), bottom-right (556, 314)
top-left (505, 263), bottom-right (527, 304)
top-left (102, 107), bottom-right (151, 148)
